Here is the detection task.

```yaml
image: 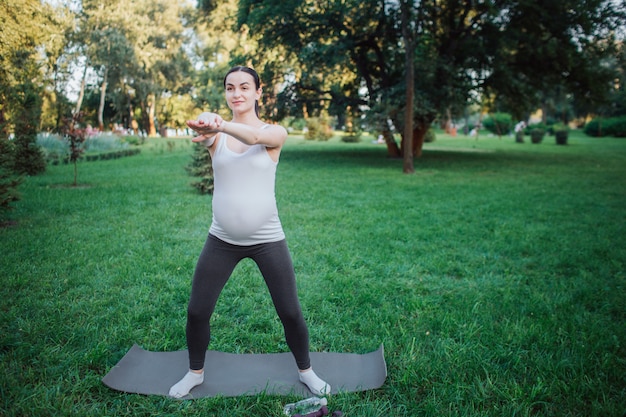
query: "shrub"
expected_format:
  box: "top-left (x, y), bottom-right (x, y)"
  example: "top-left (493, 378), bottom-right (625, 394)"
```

top-left (0, 166), bottom-right (22, 221)
top-left (186, 142), bottom-right (214, 194)
top-left (0, 139), bottom-right (22, 221)
top-left (341, 133), bottom-right (361, 143)
top-left (121, 135), bottom-right (145, 146)
top-left (287, 118), bottom-right (307, 132)
top-left (12, 82), bottom-right (46, 176)
top-left (424, 129), bottom-right (436, 143)
top-left (37, 132), bottom-right (137, 164)
top-left (13, 135), bottom-right (46, 175)
top-left (553, 123), bottom-right (569, 145)
top-left (524, 122), bottom-right (548, 136)
top-left (584, 116), bottom-right (626, 137)
top-left (530, 128), bottom-right (545, 144)
top-left (482, 113), bottom-right (513, 136)
top-left (305, 116), bottom-right (333, 141)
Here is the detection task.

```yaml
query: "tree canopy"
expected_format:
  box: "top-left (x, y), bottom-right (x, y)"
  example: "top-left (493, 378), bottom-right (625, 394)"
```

top-left (235, 0), bottom-right (625, 165)
top-left (0, 0), bottom-right (624, 160)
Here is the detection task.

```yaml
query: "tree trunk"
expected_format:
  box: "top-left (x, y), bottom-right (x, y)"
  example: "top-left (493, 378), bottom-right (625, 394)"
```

top-left (74, 64), bottom-right (88, 116)
top-left (0, 96), bottom-right (8, 140)
top-left (400, 0), bottom-right (415, 174)
top-left (412, 124), bottom-right (428, 157)
top-left (98, 67), bottom-right (108, 131)
top-left (147, 93), bottom-right (157, 137)
top-left (383, 127), bottom-right (401, 158)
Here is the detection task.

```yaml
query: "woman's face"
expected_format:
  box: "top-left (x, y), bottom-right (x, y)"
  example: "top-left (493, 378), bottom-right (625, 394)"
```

top-left (224, 71), bottom-right (261, 114)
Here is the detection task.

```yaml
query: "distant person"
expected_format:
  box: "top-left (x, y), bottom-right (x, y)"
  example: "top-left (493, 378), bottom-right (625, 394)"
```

top-left (168, 66), bottom-right (331, 398)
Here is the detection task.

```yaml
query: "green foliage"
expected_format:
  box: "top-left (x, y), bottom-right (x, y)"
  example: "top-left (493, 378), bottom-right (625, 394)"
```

top-left (284, 117), bottom-right (307, 133)
top-left (60, 113), bottom-right (87, 186)
top-left (120, 135), bottom-right (145, 146)
top-left (423, 129), bottom-right (436, 143)
top-left (238, 0), bottom-right (624, 151)
top-left (523, 122), bottom-right (548, 136)
top-left (12, 137), bottom-right (46, 176)
top-left (482, 113), bottom-right (513, 136)
top-left (12, 82), bottom-right (46, 176)
top-left (186, 142), bottom-right (214, 194)
top-left (530, 128), bottom-right (546, 144)
top-left (0, 166), bottom-right (21, 221)
top-left (0, 139), bottom-right (22, 220)
top-left (305, 117), bottom-right (333, 141)
top-left (584, 116), bottom-right (626, 138)
top-left (83, 149), bottom-right (141, 162)
top-left (340, 133), bottom-right (361, 143)
top-left (37, 132), bottom-right (140, 165)
top-left (552, 123), bottom-right (569, 145)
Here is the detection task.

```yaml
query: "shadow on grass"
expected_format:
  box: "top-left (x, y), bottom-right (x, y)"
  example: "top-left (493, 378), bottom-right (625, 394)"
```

top-left (281, 143), bottom-right (578, 174)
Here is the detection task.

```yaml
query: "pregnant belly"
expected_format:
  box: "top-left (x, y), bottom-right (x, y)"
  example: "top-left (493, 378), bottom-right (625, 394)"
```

top-left (212, 194), bottom-right (277, 240)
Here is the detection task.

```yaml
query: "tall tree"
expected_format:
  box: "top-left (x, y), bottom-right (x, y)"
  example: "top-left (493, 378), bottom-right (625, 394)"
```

top-left (236, 0), bottom-right (625, 168)
top-left (400, 0), bottom-right (415, 173)
top-left (0, 0), bottom-right (58, 138)
top-left (76, 0), bottom-right (195, 134)
top-left (0, 0), bottom-right (63, 174)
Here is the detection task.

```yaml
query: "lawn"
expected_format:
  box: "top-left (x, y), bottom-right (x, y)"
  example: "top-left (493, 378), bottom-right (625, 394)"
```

top-left (1, 130), bottom-right (625, 416)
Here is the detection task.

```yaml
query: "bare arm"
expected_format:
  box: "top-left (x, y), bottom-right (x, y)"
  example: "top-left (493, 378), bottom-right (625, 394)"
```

top-left (186, 112), bottom-right (287, 148)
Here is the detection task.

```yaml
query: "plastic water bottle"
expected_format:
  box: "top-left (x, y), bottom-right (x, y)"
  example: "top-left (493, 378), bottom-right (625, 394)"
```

top-left (283, 397), bottom-right (328, 416)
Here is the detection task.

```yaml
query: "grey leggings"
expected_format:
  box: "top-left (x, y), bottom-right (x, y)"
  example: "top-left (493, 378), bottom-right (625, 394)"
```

top-left (186, 234), bottom-right (311, 370)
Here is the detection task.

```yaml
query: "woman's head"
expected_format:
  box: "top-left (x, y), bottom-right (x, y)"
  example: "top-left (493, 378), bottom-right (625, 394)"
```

top-left (224, 66), bottom-right (261, 116)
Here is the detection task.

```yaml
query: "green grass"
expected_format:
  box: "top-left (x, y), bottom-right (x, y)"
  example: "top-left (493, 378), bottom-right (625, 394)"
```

top-left (1, 131), bottom-right (625, 416)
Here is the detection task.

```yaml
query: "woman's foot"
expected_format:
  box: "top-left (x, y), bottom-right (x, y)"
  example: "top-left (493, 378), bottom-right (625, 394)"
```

top-left (169, 370), bottom-right (204, 398)
top-left (299, 368), bottom-right (331, 396)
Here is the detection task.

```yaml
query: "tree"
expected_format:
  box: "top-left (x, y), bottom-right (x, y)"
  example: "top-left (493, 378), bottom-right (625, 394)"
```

top-left (186, 142), bottom-right (214, 194)
top-left (10, 49), bottom-right (47, 176)
top-left (40, 2), bottom-right (77, 132)
top-left (400, 0), bottom-right (415, 173)
top-left (126, 0), bottom-right (196, 136)
top-left (12, 78), bottom-right (47, 176)
top-left (61, 112), bottom-right (87, 187)
top-left (75, 0), bottom-right (195, 135)
top-left (0, 0), bottom-right (59, 144)
top-left (236, 0), bottom-right (625, 169)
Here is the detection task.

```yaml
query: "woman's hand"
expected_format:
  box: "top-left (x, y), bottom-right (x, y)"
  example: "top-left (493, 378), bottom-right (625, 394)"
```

top-left (187, 112), bottom-right (224, 143)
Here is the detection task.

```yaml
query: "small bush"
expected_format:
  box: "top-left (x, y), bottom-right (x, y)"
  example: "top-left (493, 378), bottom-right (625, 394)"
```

top-left (287, 118), bottom-right (307, 132)
top-left (424, 129), bottom-right (436, 143)
top-left (524, 123), bottom-right (548, 136)
top-left (120, 135), bottom-right (145, 146)
top-left (530, 128), bottom-right (545, 144)
top-left (584, 116), bottom-right (626, 137)
top-left (37, 132), bottom-right (137, 164)
top-left (483, 113), bottom-right (513, 136)
top-left (553, 123), bottom-right (569, 145)
top-left (186, 142), bottom-right (214, 194)
top-left (305, 117), bottom-right (333, 141)
top-left (0, 139), bottom-right (22, 221)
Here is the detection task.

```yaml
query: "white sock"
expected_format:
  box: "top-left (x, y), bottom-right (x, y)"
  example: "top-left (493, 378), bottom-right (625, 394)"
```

top-left (169, 370), bottom-right (204, 398)
top-left (299, 369), bottom-right (331, 396)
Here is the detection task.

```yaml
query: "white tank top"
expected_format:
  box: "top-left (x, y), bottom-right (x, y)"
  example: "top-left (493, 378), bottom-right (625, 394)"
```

top-left (209, 131), bottom-right (285, 245)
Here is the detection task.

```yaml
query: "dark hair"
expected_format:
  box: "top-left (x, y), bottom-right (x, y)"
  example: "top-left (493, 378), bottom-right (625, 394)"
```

top-left (224, 66), bottom-right (261, 116)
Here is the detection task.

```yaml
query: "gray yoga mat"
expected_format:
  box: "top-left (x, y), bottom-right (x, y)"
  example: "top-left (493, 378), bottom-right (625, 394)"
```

top-left (102, 344), bottom-right (387, 399)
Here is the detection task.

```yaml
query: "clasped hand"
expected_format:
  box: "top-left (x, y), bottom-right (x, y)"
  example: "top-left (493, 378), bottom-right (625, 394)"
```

top-left (186, 112), bottom-right (224, 142)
